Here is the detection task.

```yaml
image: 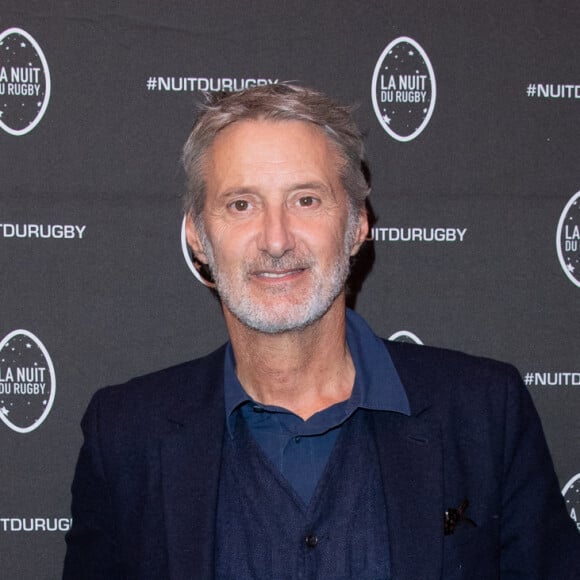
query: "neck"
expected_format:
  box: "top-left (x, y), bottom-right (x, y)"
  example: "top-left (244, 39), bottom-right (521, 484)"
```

top-left (225, 299), bottom-right (354, 420)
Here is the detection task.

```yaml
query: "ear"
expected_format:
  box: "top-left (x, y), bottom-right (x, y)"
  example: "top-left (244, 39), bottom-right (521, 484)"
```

top-left (185, 213), bottom-right (209, 264)
top-left (349, 208), bottom-right (369, 257)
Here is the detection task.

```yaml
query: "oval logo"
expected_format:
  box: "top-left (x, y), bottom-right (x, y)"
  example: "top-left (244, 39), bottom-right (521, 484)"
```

top-left (556, 191), bottom-right (580, 288)
top-left (561, 472), bottom-right (580, 533)
top-left (372, 36), bottom-right (436, 142)
top-left (389, 330), bottom-right (424, 345)
top-left (180, 217), bottom-right (215, 287)
top-left (0, 28), bottom-right (51, 136)
top-left (0, 330), bottom-right (56, 433)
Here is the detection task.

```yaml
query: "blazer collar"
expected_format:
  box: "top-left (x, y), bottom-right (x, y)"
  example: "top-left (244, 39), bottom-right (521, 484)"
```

top-left (160, 346), bottom-right (226, 580)
top-left (376, 341), bottom-right (444, 579)
top-left (373, 412), bottom-right (443, 580)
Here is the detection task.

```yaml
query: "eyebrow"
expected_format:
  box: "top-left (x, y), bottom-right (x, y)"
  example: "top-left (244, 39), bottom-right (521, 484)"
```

top-left (284, 181), bottom-right (333, 195)
top-left (218, 181), bottom-right (334, 199)
top-left (219, 187), bottom-right (257, 199)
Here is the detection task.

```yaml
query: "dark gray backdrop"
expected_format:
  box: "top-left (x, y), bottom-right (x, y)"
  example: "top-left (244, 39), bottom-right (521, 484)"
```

top-left (1, 1), bottom-right (579, 577)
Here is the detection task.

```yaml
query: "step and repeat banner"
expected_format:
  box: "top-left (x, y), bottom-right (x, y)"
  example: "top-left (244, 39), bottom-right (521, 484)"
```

top-left (1, 1), bottom-right (579, 577)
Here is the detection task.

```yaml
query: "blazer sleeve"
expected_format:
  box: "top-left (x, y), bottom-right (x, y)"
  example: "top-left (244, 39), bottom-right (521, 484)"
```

top-left (63, 391), bottom-right (121, 580)
top-left (499, 365), bottom-right (580, 578)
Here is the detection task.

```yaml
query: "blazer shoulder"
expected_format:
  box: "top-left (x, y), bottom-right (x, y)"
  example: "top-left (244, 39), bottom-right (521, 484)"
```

top-left (382, 340), bottom-right (524, 414)
top-left (384, 339), bottom-right (521, 382)
top-left (85, 344), bottom-right (227, 432)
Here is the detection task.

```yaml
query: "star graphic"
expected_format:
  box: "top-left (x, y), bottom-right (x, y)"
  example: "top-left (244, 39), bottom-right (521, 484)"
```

top-left (567, 263), bottom-right (575, 273)
top-left (0, 406), bottom-right (9, 415)
top-left (383, 113), bottom-right (392, 125)
top-left (26, 342), bottom-right (32, 349)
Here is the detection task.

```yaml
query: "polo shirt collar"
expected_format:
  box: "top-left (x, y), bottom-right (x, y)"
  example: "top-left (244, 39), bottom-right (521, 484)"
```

top-left (224, 308), bottom-right (410, 437)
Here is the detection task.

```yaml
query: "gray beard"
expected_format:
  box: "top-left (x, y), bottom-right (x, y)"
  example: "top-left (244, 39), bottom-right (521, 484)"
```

top-left (196, 210), bottom-right (358, 334)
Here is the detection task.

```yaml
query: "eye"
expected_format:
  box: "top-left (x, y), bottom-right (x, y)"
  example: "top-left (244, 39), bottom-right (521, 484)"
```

top-left (298, 196), bottom-right (317, 207)
top-left (230, 199), bottom-right (250, 211)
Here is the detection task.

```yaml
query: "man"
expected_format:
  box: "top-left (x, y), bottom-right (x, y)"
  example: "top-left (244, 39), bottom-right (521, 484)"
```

top-left (64, 84), bottom-right (580, 579)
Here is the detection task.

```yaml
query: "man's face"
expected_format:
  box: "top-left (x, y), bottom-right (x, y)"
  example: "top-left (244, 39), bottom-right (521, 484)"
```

top-left (187, 119), bottom-right (367, 334)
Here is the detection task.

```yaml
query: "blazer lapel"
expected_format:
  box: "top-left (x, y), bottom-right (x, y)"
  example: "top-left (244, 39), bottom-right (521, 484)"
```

top-left (160, 349), bottom-right (226, 580)
top-left (373, 406), bottom-right (444, 580)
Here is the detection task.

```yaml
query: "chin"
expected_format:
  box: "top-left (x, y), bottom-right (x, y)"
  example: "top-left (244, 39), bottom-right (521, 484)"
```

top-left (229, 296), bottom-right (336, 335)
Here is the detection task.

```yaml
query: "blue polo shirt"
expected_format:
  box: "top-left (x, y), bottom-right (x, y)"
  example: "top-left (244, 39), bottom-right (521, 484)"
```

top-left (224, 308), bottom-right (410, 504)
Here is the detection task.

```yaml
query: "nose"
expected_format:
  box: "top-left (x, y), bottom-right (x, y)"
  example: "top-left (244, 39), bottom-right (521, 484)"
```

top-left (257, 205), bottom-right (295, 258)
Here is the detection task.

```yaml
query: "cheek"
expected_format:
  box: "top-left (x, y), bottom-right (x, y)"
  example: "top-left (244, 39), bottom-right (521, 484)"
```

top-left (209, 232), bottom-right (251, 271)
top-left (205, 221), bottom-right (240, 254)
top-left (207, 221), bottom-right (233, 244)
top-left (312, 222), bottom-right (349, 253)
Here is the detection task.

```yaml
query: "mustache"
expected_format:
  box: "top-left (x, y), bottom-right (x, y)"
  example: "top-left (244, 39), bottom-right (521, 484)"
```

top-left (244, 251), bottom-right (314, 273)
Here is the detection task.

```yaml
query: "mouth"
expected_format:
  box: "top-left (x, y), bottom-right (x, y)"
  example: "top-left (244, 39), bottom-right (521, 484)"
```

top-left (253, 268), bottom-right (306, 281)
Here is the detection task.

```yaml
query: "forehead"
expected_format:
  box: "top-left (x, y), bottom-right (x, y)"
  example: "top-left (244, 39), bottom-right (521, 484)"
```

top-left (204, 119), bottom-right (343, 188)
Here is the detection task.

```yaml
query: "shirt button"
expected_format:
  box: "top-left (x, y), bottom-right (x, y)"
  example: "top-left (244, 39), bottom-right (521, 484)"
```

top-left (305, 534), bottom-right (318, 548)
top-left (294, 436), bottom-right (301, 443)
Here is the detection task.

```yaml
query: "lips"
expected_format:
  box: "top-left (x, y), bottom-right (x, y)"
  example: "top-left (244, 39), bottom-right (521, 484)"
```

top-left (255, 268), bottom-right (305, 279)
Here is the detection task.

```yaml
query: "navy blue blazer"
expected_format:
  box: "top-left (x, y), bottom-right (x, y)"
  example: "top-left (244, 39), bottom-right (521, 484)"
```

top-left (63, 341), bottom-right (580, 579)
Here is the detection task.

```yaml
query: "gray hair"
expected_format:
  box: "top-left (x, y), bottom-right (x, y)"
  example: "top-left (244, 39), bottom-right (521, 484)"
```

top-left (182, 83), bottom-right (370, 219)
